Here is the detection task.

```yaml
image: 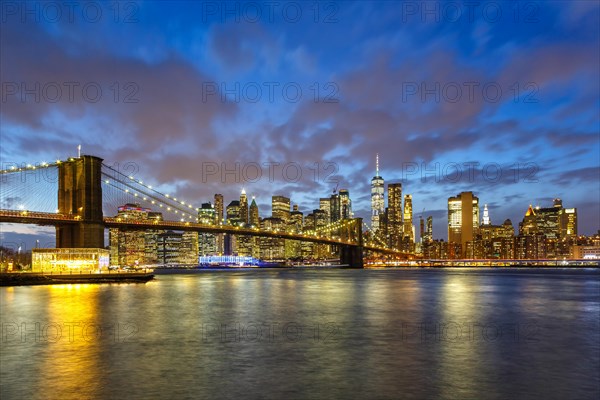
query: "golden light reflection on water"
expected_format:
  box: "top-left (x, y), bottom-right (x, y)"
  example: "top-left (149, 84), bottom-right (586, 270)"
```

top-left (438, 273), bottom-right (486, 399)
top-left (2, 270), bottom-right (597, 399)
top-left (38, 284), bottom-right (103, 398)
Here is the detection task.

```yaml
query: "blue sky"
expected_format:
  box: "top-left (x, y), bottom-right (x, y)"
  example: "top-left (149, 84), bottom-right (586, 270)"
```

top-left (1, 1), bottom-right (599, 249)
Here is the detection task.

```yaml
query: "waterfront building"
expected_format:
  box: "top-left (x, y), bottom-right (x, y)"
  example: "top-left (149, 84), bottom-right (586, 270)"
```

top-left (109, 203), bottom-right (155, 267)
top-left (518, 199), bottom-right (578, 239)
top-left (260, 217), bottom-right (285, 260)
top-left (198, 202), bottom-right (217, 255)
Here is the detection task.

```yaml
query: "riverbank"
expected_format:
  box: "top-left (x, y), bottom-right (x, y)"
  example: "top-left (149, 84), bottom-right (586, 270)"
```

top-left (0, 272), bottom-right (155, 286)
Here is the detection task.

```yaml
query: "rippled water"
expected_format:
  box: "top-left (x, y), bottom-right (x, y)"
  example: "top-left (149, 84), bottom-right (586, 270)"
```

top-left (1, 268), bottom-right (599, 399)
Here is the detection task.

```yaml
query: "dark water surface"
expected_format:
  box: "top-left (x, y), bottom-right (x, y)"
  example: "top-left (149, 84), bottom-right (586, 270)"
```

top-left (1, 268), bottom-right (599, 399)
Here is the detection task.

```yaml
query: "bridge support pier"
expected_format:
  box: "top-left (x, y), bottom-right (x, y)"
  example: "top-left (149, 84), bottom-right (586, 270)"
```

top-left (339, 217), bottom-right (364, 268)
top-left (340, 245), bottom-right (364, 268)
top-left (56, 155), bottom-right (104, 248)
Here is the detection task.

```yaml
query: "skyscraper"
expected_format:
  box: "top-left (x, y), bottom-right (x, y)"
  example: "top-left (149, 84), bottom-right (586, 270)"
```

top-left (272, 196), bottom-right (291, 222)
top-left (109, 203), bottom-right (153, 266)
top-left (239, 189), bottom-right (248, 225)
top-left (448, 191), bottom-right (480, 256)
top-left (198, 202), bottom-right (216, 255)
top-left (518, 199), bottom-right (577, 239)
top-left (387, 183), bottom-right (403, 249)
top-left (560, 207), bottom-right (577, 238)
top-left (424, 216), bottom-right (433, 243)
top-left (371, 154), bottom-right (385, 231)
top-left (214, 194), bottom-right (224, 255)
top-left (249, 197), bottom-right (260, 227)
top-left (403, 194), bottom-right (414, 242)
top-left (225, 200), bottom-right (241, 255)
top-left (214, 194), bottom-right (224, 225)
top-left (330, 192), bottom-right (340, 223)
top-left (482, 204), bottom-right (490, 225)
top-left (339, 189), bottom-right (352, 219)
top-left (226, 200), bottom-right (241, 225)
top-left (319, 198), bottom-right (331, 222)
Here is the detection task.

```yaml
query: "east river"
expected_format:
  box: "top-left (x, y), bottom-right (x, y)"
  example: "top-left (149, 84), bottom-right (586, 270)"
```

top-left (1, 268), bottom-right (599, 399)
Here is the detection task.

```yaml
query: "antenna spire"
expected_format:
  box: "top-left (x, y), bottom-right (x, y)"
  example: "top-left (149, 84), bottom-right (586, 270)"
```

top-left (376, 153), bottom-right (380, 176)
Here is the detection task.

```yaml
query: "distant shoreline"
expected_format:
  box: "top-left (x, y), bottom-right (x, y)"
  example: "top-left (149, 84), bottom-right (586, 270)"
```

top-left (1, 266), bottom-right (597, 286)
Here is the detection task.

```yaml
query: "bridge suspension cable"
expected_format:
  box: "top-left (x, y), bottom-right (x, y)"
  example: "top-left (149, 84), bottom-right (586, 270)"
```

top-left (362, 221), bottom-right (389, 248)
top-left (303, 218), bottom-right (357, 236)
top-left (0, 164), bottom-right (59, 213)
top-left (100, 163), bottom-right (198, 221)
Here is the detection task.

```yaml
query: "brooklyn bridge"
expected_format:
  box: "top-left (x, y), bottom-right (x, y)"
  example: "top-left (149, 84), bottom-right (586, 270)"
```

top-left (0, 155), bottom-right (411, 268)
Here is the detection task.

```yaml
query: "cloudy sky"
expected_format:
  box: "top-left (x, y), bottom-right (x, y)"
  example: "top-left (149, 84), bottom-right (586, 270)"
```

top-left (1, 0), bottom-right (599, 249)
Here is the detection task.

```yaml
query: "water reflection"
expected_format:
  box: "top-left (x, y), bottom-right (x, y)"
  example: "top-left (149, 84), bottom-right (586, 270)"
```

top-left (1, 269), bottom-right (598, 399)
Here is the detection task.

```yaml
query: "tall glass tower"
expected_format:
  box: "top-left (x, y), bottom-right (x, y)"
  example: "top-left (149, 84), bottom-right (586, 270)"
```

top-left (371, 154), bottom-right (385, 231)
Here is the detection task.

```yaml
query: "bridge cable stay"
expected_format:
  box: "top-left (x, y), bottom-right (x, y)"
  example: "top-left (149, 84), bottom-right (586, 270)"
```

top-left (100, 163), bottom-right (198, 222)
top-left (303, 218), bottom-right (356, 236)
top-left (362, 221), bottom-right (389, 248)
top-left (0, 164), bottom-right (59, 213)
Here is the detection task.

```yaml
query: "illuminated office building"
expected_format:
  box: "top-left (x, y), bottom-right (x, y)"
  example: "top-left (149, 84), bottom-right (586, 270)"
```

top-left (198, 202), bottom-right (215, 224)
top-left (260, 217), bottom-right (285, 260)
top-left (319, 198), bottom-right (331, 222)
top-left (339, 189), bottom-right (352, 219)
top-left (249, 197), bottom-right (260, 227)
top-left (225, 200), bottom-right (241, 255)
top-left (226, 200), bottom-right (241, 225)
top-left (423, 216), bottom-right (433, 243)
top-left (387, 183), bottom-right (403, 249)
top-left (272, 195), bottom-right (291, 223)
top-left (480, 218), bottom-right (515, 240)
top-left (236, 189), bottom-right (251, 256)
top-left (214, 193), bottom-right (225, 254)
top-left (482, 204), bottom-right (490, 225)
top-left (157, 230), bottom-right (182, 265)
top-left (403, 194), bottom-right (414, 242)
top-left (198, 202), bottom-right (217, 255)
top-left (289, 207), bottom-right (303, 232)
top-left (109, 203), bottom-right (154, 267)
top-left (239, 189), bottom-right (248, 225)
top-left (214, 194), bottom-right (224, 224)
top-left (180, 232), bottom-right (199, 264)
top-left (286, 208), bottom-right (304, 258)
top-left (371, 154), bottom-right (385, 232)
top-left (518, 199), bottom-right (577, 239)
top-left (314, 209), bottom-right (331, 259)
top-left (330, 192), bottom-right (340, 223)
top-left (560, 207), bottom-right (577, 238)
top-left (448, 192), bottom-right (480, 256)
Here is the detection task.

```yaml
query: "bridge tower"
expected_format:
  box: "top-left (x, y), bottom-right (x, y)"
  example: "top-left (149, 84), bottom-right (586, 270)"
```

top-left (56, 155), bottom-right (104, 248)
top-left (340, 217), bottom-right (364, 268)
